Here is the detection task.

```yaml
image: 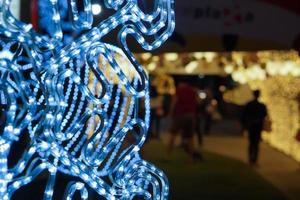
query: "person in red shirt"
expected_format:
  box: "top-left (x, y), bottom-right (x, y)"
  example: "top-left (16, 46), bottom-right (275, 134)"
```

top-left (167, 80), bottom-right (202, 162)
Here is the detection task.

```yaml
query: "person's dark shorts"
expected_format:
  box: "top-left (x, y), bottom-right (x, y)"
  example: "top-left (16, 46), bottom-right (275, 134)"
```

top-left (170, 114), bottom-right (195, 138)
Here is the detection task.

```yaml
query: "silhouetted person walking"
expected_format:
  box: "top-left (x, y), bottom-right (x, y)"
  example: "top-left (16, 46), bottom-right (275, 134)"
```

top-left (243, 90), bottom-right (267, 166)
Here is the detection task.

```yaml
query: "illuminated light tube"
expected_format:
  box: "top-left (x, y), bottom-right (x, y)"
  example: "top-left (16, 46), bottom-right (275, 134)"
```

top-left (0, 0), bottom-right (175, 199)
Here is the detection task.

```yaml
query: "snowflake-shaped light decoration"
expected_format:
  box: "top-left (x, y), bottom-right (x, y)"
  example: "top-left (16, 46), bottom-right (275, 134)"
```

top-left (0, 0), bottom-right (175, 199)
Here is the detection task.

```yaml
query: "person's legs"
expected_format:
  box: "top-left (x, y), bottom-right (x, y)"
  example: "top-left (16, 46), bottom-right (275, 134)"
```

top-left (248, 137), bottom-right (255, 164)
top-left (155, 116), bottom-right (161, 138)
top-left (249, 139), bottom-right (259, 163)
top-left (167, 117), bottom-right (180, 160)
top-left (204, 114), bottom-right (212, 135)
top-left (252, 139), bottom-right (260, 164)
top-left (248, 127), bottom-right (261, 165)
top-left (195, 114), bottom-right (203, 145)
top-left (149, 108), bottom-right (155, 137)
top-left (182, 114), bottom-right (202, 162)
top-left (181, 115), bottom-right (194, 153)
top-left (167, 132), bottom-right (177, 159)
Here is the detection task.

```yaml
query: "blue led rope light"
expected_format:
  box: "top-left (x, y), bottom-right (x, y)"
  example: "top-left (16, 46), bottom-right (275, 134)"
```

top-left (0, 0), bottom-right (175, 199)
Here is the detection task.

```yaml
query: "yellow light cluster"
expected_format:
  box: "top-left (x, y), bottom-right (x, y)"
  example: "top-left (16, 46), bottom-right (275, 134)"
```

top-left (138, 51), bottom-right (300, 77)
top-left (137, 52), bottom-right (225, 75)
top-left (151, 73), bottom-right (176, 95)
top-left (228, 51), bottom-right (300, 83)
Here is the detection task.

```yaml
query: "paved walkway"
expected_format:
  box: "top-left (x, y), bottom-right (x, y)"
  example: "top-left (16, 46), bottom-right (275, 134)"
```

top-left (159, 118), bottom-right (300, 199)
top-left (202, 135), bottom-right (300, 200)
